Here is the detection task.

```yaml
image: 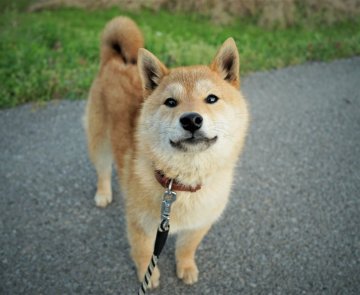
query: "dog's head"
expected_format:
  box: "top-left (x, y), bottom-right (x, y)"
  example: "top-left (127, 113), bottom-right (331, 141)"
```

top-left (137, 39), bottom-right (248, 179)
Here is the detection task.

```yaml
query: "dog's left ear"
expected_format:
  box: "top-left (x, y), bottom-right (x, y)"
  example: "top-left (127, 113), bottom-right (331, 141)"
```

top-left (210, 38), bottom-right (240, 88)
top-left (138, 48), bottom-right (169, 96)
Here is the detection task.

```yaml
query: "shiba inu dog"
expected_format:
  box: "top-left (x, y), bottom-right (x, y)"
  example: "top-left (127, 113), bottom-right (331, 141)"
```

top-left (84, 16), bottom-right (249, 288)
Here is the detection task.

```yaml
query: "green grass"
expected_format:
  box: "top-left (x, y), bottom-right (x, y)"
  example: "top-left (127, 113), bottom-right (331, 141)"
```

top-left (0, 7), bottom-right (359, 108)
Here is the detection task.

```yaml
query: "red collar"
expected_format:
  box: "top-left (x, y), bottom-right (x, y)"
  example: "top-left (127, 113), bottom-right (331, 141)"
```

top-left (154, 170), bottom-right (201, 193)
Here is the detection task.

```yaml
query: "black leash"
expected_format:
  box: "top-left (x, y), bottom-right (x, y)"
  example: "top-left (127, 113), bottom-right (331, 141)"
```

top-left (138, 179), bottom-right (177, 295)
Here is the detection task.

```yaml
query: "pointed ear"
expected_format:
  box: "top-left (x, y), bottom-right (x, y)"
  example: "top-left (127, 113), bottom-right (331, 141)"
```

top-left (210, 38), bottom-right (240, 88)
top-left (138, 48), bottom-right (168, 95)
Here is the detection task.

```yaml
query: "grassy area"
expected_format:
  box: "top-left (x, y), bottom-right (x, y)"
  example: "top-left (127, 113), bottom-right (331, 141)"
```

top-left (0, 7), bottom-right (359, 108)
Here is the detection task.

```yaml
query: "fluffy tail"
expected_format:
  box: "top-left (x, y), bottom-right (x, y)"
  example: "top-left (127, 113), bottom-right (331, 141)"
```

top-left (100, 16), bottom-right (144, 66)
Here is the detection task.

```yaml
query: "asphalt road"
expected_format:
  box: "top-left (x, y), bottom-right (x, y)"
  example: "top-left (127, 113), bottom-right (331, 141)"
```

top-left (1, 58), bottom-right (360, 295)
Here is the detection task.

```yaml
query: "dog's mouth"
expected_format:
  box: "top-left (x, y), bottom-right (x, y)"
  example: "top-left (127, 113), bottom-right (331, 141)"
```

top-left (170, 135), bottom-right (218, 152)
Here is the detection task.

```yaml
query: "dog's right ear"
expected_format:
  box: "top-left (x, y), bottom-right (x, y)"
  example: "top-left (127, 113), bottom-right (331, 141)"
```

top-left (138, 48), bottom-right (168, 95)
top-left (210, 38), bottom-right (240, 89)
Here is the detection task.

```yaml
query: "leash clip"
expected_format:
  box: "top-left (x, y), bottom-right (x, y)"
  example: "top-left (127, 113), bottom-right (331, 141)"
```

top-left (161, 179), bottom-right (177, 221)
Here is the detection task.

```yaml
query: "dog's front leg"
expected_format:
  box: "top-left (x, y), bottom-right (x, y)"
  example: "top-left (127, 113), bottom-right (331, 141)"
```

top-left (175, 225), bottom-right (211, 284)
top-left (127, 220), bottom-right (160, 289)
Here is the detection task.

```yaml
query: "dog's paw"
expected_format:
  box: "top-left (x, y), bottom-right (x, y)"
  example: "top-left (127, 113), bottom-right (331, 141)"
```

top-left (94, 193), bottom-right (112, 208)
top-left (148, 267), bottom-right (160, 289)
top-left (177, 261), bottom-right (199, 285)
top-left (138, 266), bottom-right (160, 289)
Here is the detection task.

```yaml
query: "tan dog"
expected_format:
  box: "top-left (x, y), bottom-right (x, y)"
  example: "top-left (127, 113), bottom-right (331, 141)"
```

top-left (84, 16), bottom-right (249, 288)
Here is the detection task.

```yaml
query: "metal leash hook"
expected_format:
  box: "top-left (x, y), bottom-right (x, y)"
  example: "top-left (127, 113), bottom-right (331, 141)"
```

top-left (138, 180), bottom-right (177, 295)
top-left (160, 179), bottom-right (177, 226)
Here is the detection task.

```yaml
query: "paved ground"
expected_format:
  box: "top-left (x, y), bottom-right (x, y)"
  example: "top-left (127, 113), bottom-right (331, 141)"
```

top-left (1, 58), bottom-right (360, 295)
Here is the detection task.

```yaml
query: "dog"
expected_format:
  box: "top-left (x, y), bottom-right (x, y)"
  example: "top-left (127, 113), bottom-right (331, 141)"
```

top-left (84, 16), bottom-right (249, 288)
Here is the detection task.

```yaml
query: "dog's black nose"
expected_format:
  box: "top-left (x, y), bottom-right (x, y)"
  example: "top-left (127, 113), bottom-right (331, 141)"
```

top-left (180, 112), bottom-right (203, 133)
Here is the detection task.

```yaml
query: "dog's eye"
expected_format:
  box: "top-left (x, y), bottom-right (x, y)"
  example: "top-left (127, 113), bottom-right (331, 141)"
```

top-left (164, 98), bottom-right (178, 108)
top-left (205, 94), bottom-right (219, 104)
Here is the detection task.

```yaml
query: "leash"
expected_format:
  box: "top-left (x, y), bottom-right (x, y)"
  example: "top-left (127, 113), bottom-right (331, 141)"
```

top-left (137, 179), bottom-right (177, 295)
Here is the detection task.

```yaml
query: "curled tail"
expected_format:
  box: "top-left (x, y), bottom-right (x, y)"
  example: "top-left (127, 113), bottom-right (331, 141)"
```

top-left (100, 16), bottom-right (144, 66)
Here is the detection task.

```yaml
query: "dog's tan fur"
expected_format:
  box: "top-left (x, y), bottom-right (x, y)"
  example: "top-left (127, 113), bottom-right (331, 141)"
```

top-left (85, 16), bottom-right (249, 287)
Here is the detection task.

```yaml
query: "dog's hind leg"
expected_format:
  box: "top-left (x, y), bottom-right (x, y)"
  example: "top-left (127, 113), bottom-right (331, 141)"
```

top-left (84, 94), bottom-right (113, 208)
top-left (92, 137), bottom-right (113, 208)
